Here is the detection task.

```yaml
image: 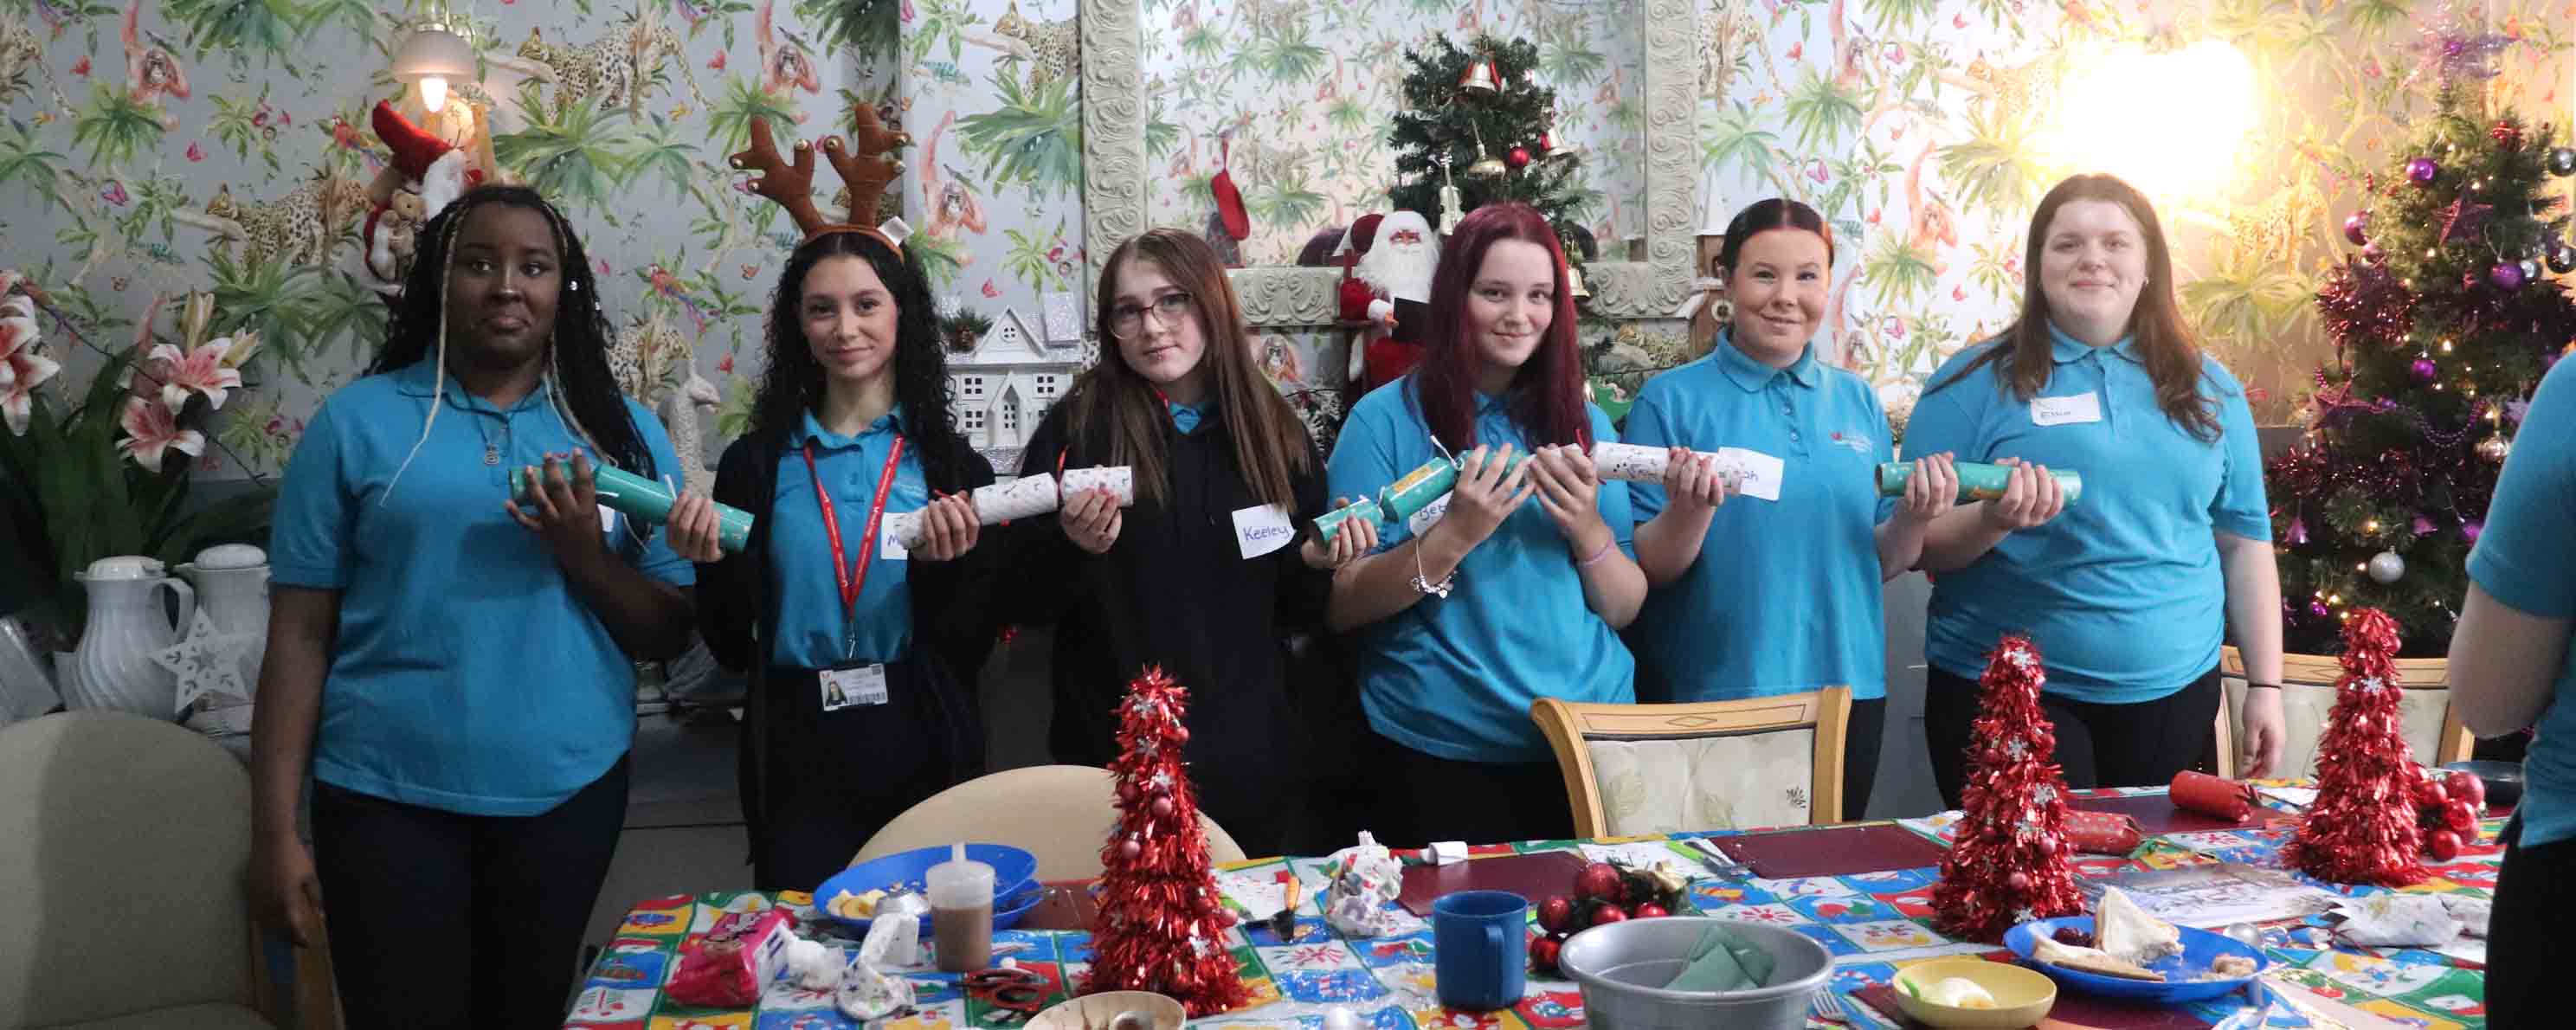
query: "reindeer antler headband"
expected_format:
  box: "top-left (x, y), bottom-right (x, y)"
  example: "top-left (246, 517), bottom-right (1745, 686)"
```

top-left (729, 104), bottom-right (913, 251)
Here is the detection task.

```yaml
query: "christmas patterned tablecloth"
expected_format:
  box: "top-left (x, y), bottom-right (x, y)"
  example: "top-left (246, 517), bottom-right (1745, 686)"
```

top-left (569, 785), bottom-right (2501, 1030)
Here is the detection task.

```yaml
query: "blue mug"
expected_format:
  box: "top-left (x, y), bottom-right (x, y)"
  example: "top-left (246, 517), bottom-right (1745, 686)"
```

top-left (1433, 890), bottom-right (1529, 1011)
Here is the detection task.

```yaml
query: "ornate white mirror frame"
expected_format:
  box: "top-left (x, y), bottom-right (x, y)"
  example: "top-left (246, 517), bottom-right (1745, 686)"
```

top-left (1079, 0), bottom-right (1698, 327)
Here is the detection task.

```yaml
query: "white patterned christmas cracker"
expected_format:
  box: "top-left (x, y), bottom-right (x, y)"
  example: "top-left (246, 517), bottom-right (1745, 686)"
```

top-left (1057, 465), bottom-right (1137, 506)
top-left (1590, 441), bottom-right (1750, 486)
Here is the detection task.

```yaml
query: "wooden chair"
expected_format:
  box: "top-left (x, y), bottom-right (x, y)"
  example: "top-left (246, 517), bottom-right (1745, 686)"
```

top-left (2214, 647), bottom-right (2472, 780)
top-left (0, 711), bottom-right (338, 1030)
top-left (1533, 688), bottom-right (1853, 840)
top-left (851, 765), bottom-right (1251, 880)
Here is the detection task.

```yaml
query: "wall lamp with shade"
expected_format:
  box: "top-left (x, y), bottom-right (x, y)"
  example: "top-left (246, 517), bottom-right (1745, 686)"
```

top-left (390, 20), bottom-right (473, 113)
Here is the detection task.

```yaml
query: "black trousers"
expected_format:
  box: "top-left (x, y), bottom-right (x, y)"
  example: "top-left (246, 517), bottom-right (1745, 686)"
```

top-left (311, 755), bottom-right (630, 1030)
top-left (742, 658), bottom-right (983, 892)
top-left (2489, 814), bottom-right (2574, 1027)
top-left (1368, 727), bottom-right (1575, 848)
top-left (1923, 666), bottom-right (2220, 809)
top-left (1842, 696), bottom-right (1886, 821)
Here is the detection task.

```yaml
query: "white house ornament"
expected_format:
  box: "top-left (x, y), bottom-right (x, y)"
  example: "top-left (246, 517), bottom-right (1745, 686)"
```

top-left (151, 608), bottom-right (258, 713)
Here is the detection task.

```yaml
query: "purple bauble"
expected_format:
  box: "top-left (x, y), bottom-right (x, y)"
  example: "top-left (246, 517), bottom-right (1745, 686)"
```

top-left (2463, 520), bottom-right (2483, 543)
top-left (2363, 241), bottom-right (2386, 262)
top-left (2411, 357), bottom-right (2441, 383)
top-left (2407, 157), bottom-right (2440, 185)
top-left (2491, 261), bottom-right (2528, 290)
top-left (2344, 211), bottom-right (2370, 246)
top-left (2309, 601), bottom-right (2332, 619)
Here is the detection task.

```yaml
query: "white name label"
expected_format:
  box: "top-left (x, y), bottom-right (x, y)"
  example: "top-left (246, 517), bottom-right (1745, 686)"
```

top-left (2032, 392), bottom-right (2104, 427)
top-left (1232, 503), bottom-right (1298, 559)
top-left (1720, 447), bottom-right (1787, 502)
top-left (1408, 493), bottom-right (1452, 536)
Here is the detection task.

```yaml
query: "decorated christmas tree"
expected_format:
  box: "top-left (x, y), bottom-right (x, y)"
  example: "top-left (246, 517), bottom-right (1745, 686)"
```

top-left (2285, 609), bottom-right (2431, 887)
top-left (2267, 79), bottom-right (2576, 656)
top-left (1385, 34), bottom-right (1591, 258)
top-left (1086, 667), bottom-right (1251, 1017)
top-left (1930, 635), bottom-right (2084, 943)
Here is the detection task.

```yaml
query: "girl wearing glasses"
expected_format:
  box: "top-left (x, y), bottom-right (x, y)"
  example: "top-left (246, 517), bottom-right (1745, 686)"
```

top-left (1006, 229), bottom-right (1374, 857)
top-left (1324, 203), bottom-right (1645, 847)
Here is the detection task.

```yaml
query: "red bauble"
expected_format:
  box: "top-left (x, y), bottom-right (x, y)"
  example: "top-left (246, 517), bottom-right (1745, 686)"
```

top-left (2446, 770), bottom-right (2487, 811)
top-left (1591, 905), bottom-right (1629, 927)
top-left (2415, 778), bottom-right (2449, 809)
top-left (1633, 904), bottom-right (1670, 919)
top-left (2007, 871), bottom-right (2032, 892)
top-left (1151, 795), bottom-right (1175, 818)
top-left (1575, 863), bottom-right (1621, 901)
top-left (2425, 828), bottom-right (2463, 861)
top-left (1507, 146), bottom-right (1531, 169)
top-left (1530, 936), bottom-right (1562, 971)
top-left (1119, 838), bottom-right (1142, 859)
top-left (2442, 800), bottom-right (2478, 833)
top-left (1537, 896), bottom-right (1575, 932)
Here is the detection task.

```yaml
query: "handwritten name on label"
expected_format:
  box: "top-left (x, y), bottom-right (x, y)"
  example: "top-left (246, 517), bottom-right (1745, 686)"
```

top-left (1233, 504), bottom-right (1298, 559)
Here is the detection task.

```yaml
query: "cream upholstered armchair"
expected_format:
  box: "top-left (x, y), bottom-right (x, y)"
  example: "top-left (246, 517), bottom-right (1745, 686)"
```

top-left (852, 765), bottom-right (1251, 879)
top-left (1534, 688), bottom-right (1853, 840)
top-left (2213, 648), bottom-right (2471, 780)
top-left (0, 711), bottom-right (338, 1029)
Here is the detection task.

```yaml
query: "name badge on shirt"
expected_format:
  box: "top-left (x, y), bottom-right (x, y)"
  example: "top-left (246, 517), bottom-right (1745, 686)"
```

top-left (2032, 392), bottom-right (2104, 427)
top-left (879, 525), bottom-right (909, 561)
top-left (1408, 493), bottom-right (1452, 536)
top-left (1721, 447), bottom-right (1787, 502)
top-left (1233, 503), bottom-right (1298, 559)
top-left (820, 662), bottom-right (889, 711)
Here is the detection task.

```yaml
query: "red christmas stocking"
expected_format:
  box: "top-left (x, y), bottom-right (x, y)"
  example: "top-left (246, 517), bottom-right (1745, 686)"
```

top-left (1211, 139), bottom-right (1249, 241)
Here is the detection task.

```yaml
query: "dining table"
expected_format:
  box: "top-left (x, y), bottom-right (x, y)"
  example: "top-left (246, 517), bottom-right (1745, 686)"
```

top-left (567, 782), bottom-right (2500, 1029)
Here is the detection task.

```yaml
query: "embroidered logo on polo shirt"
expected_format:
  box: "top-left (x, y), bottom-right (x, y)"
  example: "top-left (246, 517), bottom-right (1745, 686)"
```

top-left (1827, 431), bottom-right (1873, 454)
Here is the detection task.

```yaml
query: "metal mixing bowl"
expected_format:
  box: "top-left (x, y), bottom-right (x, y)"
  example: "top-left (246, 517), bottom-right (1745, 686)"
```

top-left (1555, 917), bottom-right (1834, 1030)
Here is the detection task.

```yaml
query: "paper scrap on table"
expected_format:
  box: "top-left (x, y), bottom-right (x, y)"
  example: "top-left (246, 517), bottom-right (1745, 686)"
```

top-left (2333, 894), bottom-right (2487, 949)
top-left (2258, 786), bottom-right (2320, 808)
top-left (1426, 840), bottom-right (1469, 866)
top-left (2081, 864), bottom-right (2341, 929)
top-left (1216, 869), bottom-right (1292, 917)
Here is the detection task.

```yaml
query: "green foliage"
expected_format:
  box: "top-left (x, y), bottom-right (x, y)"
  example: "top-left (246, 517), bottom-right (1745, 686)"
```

top-left (802, 0), bottom-right (900, 62)
top-left (1385, 35), bottom-right (1589, 250)
top-left (2269, 88), bottom-right (2576, 654)
top-left (955, 72), bottom-right (1083, 198)
top-left (71, 83), bottom-right (165, 168)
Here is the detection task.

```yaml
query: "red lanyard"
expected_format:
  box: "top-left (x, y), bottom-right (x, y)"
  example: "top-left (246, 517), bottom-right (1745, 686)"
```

top-left (802, 435), bottom-right (905, 628)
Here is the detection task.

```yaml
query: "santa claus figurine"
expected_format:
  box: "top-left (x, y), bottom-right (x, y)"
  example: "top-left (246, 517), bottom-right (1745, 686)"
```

top-left (1341, 209), bottom-right (1439, 393)
top-left (358, 100), bottom-right (486, 296)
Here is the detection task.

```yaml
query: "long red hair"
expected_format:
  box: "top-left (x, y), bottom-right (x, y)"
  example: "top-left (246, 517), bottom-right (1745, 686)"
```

top-left (1408, 202), bottom-right (1593, 453)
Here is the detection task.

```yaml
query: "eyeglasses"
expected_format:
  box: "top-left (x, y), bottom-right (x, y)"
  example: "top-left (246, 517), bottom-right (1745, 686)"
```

top-left (1107, 292), bottom-right (1195, 340)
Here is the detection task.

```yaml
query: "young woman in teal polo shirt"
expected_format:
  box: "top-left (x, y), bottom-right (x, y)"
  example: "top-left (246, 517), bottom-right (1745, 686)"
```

top-left (2450, 356), bottom-right (2576, 1025)
top-left (1326, 202), bottom-right (1645, 847)
top-left (667, 227), bottom-right (995, 892)
top-left (253, 185), bottom-right (698, 1027)
top-left (1906, 174), bottom-right (2286, 805)
top-left (1625, 198), bottom-right (1960, 821)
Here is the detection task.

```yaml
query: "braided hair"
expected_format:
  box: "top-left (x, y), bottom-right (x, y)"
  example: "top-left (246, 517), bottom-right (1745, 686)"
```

top-left (370, 184), bottom-right (653, 499)
top-left (745, 230), bottom-right (974, 492)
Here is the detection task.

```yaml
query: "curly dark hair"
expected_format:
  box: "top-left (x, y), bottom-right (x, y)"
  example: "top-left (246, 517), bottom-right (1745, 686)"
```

top-left (745, 231), bottom-right (973, 489)
top-left (368, 183), bottom-right (654, 480)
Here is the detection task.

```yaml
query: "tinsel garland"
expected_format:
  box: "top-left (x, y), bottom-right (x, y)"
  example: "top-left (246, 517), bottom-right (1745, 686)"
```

top-left (2285, 610), bottom-right (2431, 887)
top-left (1087, 667), bottom-right (1253, 1016)
top-left (1929, 635), bottom-right (2085, 943)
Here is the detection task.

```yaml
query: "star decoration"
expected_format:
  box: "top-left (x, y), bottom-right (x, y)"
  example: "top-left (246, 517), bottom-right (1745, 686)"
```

top-left (2408, 4), bottom-right (2511, 87)
top-left (2360, 676), bottom-right (2386, 692)
top-left (2034, 784), bottom-right (2060, 805)
top-left (149, 609), bottom-right (256, 714)
top-left (2438, 194), bottom-right (2494, 245)
top-left (2004, 738), bottom-right (2029, 759)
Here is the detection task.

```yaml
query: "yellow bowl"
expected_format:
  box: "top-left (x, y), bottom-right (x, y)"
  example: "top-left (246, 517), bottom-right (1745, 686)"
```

top-left (1027, 990), bottom-right (1188, 1030)
top-left (1890, 959), bottom-right (2058, 1029)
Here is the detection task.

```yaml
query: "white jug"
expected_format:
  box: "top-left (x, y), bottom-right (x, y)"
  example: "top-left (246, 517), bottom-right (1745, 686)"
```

top-left (177, 544), bottom-right (269, 731)
top-left (66, 556), bottom-right (196, 719)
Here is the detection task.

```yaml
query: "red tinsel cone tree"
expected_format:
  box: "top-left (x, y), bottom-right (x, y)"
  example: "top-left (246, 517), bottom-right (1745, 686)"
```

top-left (1086, 667), bottom-right (1251, 1017)
top-left (2287, 609), bottom-right (2430, 887)
top-left (1931, 635), bottom-right (2085, 943)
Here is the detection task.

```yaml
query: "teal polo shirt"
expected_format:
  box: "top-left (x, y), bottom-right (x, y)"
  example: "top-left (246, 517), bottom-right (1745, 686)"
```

top-left (268, 360), bottom-right (693, 816)
top-left (1905, 326), bottom-right (2270, 704)
top-left (768, 407), bottom-right (923, 668)
top-left (2466, 357), bottom-right (2576, 847)
top-left (1325, 377), bottom-right (1638, 763)
top-left (1626, 336), bottom-right (1894, 702)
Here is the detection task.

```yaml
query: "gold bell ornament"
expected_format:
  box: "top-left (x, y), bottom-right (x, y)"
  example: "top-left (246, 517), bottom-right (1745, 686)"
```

top-left (1459, 54), bottom-right (1501, 94)
top-left (1466, 125), bottom-right (1507, 179)
top-left (1568, 261), bottom-right (1591, 300)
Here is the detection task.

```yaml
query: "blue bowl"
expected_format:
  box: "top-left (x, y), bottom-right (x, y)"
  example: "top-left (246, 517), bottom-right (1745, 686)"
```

top-left (2004, 917), bottom-right (2269, 1003)
top-left (813, 843), bottom-right (1042, 934)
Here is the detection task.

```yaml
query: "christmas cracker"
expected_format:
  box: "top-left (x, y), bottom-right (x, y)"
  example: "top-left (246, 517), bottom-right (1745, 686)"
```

top-left (1311, 443), bottom-right (1751, 544)
top-left (1874, 461), bottom-right (2084, 505)
top-left (510, 463), bottom-right (754, 553)
top-left (881, 466), bottom-right (1137, 548)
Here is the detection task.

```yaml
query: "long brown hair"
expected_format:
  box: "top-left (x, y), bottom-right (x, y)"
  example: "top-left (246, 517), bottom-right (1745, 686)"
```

top-left (1413, 202), bottom-right (1593, 453)
top-left (1062, 229), bottom-right (1314, 508)
top-left (1930, 173), bottom-right (2220, 441)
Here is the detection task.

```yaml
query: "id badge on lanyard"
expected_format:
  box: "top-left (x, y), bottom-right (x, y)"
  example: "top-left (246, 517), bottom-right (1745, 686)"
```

top-left (807, 436), bottom-right (905, 712)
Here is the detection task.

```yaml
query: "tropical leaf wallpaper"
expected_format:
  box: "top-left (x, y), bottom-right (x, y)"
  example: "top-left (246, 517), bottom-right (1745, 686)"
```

top-left (1, 0), bottom-right (2571, 490)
